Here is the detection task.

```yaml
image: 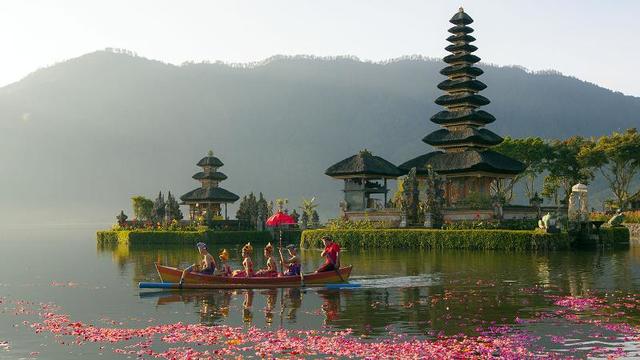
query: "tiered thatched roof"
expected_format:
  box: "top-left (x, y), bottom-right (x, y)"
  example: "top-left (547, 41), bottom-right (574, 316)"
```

top-left (326, 149), bottom-right (403, 178)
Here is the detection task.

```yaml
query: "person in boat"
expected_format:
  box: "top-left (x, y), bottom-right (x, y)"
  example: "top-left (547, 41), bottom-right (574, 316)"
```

top-left (216, 248), bottom-right (232, 277)
top-left (195, 242), bottom-right (216, 274)
top-left (316, 235), bottom-right (341, 273)
top-left (232, 243), bottom-right (254, 277)
top-left (281, 244), bottom-right (301, 276)
top-left (254, 242), bottom-right (278, 277)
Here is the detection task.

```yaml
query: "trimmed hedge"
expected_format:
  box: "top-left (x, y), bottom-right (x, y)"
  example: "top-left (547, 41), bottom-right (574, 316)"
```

top-left (599, 227), bottom-right (630, 245)
top-left (301, 229), bottom-right (571, 251)
top-left (96, 229), bottom-right (272, 245)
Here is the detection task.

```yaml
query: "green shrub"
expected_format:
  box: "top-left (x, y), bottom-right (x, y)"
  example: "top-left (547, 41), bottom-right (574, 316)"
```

top-left (325, 218), bottom-right (395, 230)
top-left (442, 219), bottom-right (538, 230)
top-left (589, 212), bottom-right (610, 222)
top-left (590, 211), bottom-right (640, 224)
top-left (599, 227), bottom-right (630, 245)
top-left (96, 230), bottom-right (271, 245)
top-left (624, 211), bottom-right (640, 224)
top-left (301, 229), bottom-right (570, 251)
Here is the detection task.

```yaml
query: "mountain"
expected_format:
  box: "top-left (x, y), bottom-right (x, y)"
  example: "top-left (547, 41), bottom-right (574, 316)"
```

top-left (1, 50), bottom-right (638, 225)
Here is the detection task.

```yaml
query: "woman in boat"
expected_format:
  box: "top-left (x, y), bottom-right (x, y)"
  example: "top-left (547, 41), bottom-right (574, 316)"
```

top-left (232, 243), bottom-right (254, 277)
top-left (316, 235), bottom-right (340, 273)
top-left (196, 242), bottom-right (216, 275)
top-left (255, 242), bottom-right (278, 277)
top-left (281, 244), bottom-right (301, 276)
top-left (216, 248), bottom-right (232, 277)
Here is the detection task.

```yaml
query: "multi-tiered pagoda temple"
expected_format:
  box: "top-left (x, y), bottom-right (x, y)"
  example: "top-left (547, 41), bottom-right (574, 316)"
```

top-left (400, 8), bottom-right (525, 205)
top-left (181, 151), bottom-right (240, 220)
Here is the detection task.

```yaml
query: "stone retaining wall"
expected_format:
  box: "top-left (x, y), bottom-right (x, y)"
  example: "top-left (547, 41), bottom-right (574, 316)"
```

top-left (624, 223), bottom-right (640, 241)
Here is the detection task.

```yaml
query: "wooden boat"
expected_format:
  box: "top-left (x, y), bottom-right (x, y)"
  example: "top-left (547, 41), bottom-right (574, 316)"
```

top-left (153, 263), bottom-right (353, 288)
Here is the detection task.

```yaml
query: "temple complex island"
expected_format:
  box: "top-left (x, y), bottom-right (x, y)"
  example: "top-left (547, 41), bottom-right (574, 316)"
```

top-left (399, 7), bottom-right (525, 207)
top-left (325, 8), bottom-right (542, 224)
top-left (180, 151), bottom-right (239, 220)
top-left (325, 150), bottom-right (403, 222)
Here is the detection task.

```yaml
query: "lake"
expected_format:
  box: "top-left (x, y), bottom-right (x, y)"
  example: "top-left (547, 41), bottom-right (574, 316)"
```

top-left (1, 226), bottom-right (640, 358)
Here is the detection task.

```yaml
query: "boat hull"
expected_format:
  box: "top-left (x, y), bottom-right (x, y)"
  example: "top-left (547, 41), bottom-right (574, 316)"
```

top-left (155, 263), bottom-right (352, 287)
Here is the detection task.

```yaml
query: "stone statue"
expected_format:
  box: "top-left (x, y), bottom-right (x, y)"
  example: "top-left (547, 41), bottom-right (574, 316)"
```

top-left (402, 167), bottom-right (420, 225)
top-left (116, 210), bottom-right (128, 227)
top-left (423, 165), bottom-right (444, 228)
top-left (492, 197), bottom-right (504, 220)
top-left (257, 207), bottom-right (265, 231)
top-left (608, 210), bottom-right (625, 227)
top-left (338, 200), bottom-right (348, 218)
top-left (538, 212), bottom-right (559, 233)
top-left (568, 183), bottom-right (589, 222)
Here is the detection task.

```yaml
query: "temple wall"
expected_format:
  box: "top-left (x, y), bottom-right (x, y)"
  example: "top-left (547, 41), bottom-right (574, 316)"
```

top-left (344, 209), bottom-right (402, 226)
top-left (443, 209), bottom-right (494, 221)
top-left (624, 223), bottom-right (640, 241)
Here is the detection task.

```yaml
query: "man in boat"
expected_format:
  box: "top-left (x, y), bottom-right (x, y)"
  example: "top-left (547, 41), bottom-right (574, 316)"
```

top-left (255, 242), bottom-right (278, 277)
top-left (195, 242), bottom-right (216, 275)
top-left (316, 235), bottom-right (341, 273)
top-left (281, 244), bottom-right (301, 276)
top-left (232, 243), bottom-right (254, 277)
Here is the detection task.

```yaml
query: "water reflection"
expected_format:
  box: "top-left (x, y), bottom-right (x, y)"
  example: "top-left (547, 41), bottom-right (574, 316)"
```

top-left (100, 241), bottom-right (640, 336)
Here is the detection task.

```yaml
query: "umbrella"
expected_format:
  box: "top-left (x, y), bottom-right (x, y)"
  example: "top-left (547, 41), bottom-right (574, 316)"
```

top-left (266, 211), bottom-right (296, 227)
top-left (266, 211), bottom-right (297, 275)
top-left (266, 211), bottom-right (296, 247)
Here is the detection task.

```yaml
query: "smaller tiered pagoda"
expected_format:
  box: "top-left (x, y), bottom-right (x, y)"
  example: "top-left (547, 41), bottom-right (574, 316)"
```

top-left (181, 151), bottom-right (240, 220)
top-left (326, 149), bottom-right (403, 216)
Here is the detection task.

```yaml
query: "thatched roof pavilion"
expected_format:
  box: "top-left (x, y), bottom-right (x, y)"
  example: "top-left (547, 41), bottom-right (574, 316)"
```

top-left (325, 149), bottom-right (404, 178)
top-left (326, 149), bottom-right (402, 212)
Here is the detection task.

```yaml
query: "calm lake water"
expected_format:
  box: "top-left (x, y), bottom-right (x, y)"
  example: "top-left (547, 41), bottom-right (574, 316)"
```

top-left (2, 226), bottom-right (640, 359)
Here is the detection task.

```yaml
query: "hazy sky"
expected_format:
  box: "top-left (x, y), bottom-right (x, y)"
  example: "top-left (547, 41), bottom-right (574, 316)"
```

top-left (1, 0), bottom-right (638, 96)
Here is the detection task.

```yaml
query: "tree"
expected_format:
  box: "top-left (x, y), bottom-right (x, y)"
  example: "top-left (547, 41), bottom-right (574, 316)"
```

top-left (257, 192), bottom-right (270, 218)
top-left (267, 200), bottom-right (274, 216)
top-left (290, 209), bottom-right (300, 223)
top-left (299, 197), bottom-right (318, 229)
top-left (493, 136), bottom-right (550, 200)
top-left (300, 211), bottom-right (309, 229)
top-left (311, 210), bottom-right (320, 228)
top-left (165, 191), bottom-right (183, 222)
top-left (131, 196), bottom-right (153, 221)
top-left (275, 198), bottom-right (288, 212)
top-left (579, 128), bottom-right (640, 209)
top-left (236, 195), bottom-right (249, 221)
top-left (545, 136), bottom-right (594, 203)
top-left (151, 191), bottom-right (166, 223)
top-left (236, 192), bottom-right (270, 229)
top-left (541, 175), bottom-right (562, 207)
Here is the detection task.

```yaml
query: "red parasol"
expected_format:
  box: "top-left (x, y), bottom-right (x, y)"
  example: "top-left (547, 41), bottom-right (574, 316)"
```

top-left (266, 211), bottom-right (297, 275)
top-left (266, 212), bottom-right (296, 227)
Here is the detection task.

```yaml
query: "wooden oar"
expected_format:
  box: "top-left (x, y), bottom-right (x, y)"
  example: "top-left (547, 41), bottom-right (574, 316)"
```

top-left (333, 265), bottom-right (346, 283)
top-left (323, 251), bottom-right (345, 283)
top-left (179, 264), bottom-right (195, 285)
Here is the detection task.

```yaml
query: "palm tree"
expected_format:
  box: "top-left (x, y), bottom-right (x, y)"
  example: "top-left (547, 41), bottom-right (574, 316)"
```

top-left (299, 197), bottom-right (318, 229)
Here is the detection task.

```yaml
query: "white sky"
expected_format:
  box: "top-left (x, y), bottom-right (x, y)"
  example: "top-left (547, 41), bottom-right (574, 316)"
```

top-left (0, 0), bottom-right (638, 96)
